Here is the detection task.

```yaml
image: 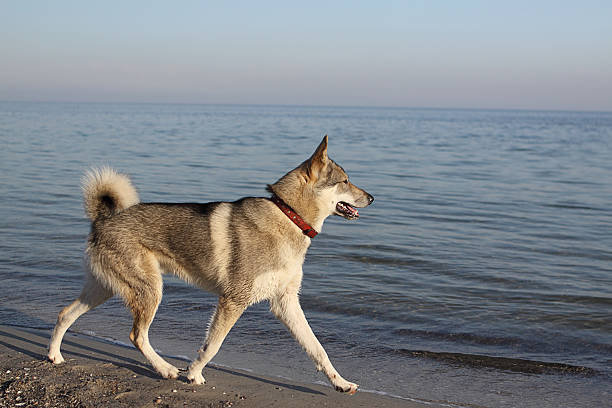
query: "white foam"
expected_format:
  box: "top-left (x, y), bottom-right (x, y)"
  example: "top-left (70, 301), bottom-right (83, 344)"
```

top-left (312, 380), bottom-right (470, 407)
top-left (79, 329), bottom-right (135, 349)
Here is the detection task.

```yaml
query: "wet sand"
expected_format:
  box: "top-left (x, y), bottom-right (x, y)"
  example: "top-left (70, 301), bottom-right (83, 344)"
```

top-left (0, 324), bottom-right (430, 407)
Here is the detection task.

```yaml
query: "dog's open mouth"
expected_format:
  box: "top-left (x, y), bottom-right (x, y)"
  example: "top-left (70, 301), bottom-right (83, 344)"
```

top-left (336, 201), bottom-right (359, 220)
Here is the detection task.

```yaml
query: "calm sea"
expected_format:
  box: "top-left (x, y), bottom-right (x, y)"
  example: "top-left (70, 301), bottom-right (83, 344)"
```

top-left (1, 102), bottom-right (610, 407)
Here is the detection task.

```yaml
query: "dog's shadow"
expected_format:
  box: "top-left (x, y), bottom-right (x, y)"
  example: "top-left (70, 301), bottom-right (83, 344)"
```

top-left (0, 328), bottom-right (325, 396)
top-left (205, 365), bottom-right (326, 395)
top-left (0, 329), bottom-right (156, 378)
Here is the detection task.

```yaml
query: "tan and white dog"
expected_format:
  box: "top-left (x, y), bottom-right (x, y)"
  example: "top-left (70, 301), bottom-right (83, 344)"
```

top-left (48, 135), bottom-right (373, 394)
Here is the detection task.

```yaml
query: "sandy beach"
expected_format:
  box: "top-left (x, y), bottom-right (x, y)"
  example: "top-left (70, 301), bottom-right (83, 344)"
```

top-left (0, 324), bottom-right (430, 408)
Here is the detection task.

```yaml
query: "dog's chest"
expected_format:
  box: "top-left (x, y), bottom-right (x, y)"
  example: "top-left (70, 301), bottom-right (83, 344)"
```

top-left (250, 260), bottom-right (304, 303)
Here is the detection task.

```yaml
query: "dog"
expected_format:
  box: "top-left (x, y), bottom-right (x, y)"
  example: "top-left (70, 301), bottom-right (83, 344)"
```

top-left (48, 135), bottom-right (373, 394)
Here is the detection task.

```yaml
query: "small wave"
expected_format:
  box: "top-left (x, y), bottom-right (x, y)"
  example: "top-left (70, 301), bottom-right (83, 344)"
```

top-left (335, 252), bottom-right (447, 270)
top-left (393, 328), bottom-right (523, 347)
top-left (393, 348), bottom-right (599, 376)
top-left (543, 203), bottom-right (605, 211)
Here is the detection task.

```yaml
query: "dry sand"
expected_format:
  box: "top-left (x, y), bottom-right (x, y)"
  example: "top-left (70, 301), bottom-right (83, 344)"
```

top-left (0, 324), bottom-right (430, 407)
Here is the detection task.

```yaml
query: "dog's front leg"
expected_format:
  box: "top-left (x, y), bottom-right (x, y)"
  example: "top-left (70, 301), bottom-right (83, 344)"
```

top-left (187, 296), bottom-right (246, 384)
top-left (270, 292), bottom-right (358, 394)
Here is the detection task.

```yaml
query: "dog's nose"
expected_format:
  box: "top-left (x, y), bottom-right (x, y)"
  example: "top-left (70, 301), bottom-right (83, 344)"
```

top-left (367, 194), bottom-right (374, 205)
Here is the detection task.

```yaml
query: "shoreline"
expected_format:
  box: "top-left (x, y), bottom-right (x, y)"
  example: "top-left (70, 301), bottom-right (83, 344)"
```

top-left (0, 324), bottom-right (434, 408)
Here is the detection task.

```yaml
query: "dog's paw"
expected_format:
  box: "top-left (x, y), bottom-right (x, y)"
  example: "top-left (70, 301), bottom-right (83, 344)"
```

top-left (334, 381), bottom-right (359, 395)
top-left (187, 371), bottom-right (206, 385)
top-left (158, 364), bottom-right (180, 379)
top-left (47, 350), bottom-right (65, 365)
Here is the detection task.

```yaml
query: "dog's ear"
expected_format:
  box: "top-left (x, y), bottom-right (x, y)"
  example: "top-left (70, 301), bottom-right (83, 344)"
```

top-left (306, 135), bottom-right (328, 179)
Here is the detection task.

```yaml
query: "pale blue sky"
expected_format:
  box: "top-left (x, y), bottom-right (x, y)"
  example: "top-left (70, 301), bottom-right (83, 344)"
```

top-left (1, 1), bottom-right (611, 110)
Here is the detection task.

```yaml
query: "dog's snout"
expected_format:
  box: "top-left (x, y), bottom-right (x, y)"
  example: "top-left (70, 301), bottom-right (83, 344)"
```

top-left (367, 194), bottom-right (374, 205)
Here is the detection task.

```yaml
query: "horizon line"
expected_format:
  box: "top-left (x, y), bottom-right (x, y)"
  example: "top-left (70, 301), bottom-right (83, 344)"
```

top-left (1, 99), bottom-right (611, 114)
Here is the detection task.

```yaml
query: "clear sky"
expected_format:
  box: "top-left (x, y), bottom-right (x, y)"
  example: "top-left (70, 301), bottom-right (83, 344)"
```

top-left (1, 1), bottom-right (611, 110)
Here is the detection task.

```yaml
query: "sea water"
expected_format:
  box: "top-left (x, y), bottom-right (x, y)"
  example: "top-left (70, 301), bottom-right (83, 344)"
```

top-left (1, 102), bottom-right (610, 407)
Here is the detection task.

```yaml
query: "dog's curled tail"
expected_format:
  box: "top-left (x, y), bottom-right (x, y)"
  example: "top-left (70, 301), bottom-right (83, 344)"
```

top-left (82, 167), bottom-right (139, 221)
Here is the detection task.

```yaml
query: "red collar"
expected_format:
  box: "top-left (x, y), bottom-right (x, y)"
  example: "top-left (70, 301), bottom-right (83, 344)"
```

top-left (270, 194), bottom-right (318, 238)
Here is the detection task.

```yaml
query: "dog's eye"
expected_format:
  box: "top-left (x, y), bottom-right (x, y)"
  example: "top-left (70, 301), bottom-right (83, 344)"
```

top-left (336, 179), bottom-right (349, 186)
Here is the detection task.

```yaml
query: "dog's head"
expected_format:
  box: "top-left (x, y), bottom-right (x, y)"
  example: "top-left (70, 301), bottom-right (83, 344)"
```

top-left (268, 135), bottom-right (373, 223)
top-left (304, 135), bottom-right (374, 220)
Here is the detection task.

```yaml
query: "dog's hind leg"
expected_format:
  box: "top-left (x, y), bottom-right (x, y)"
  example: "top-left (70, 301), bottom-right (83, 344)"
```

top-left (187, 296), bottom-right (246, 384)
top-left (125, 261), bottom-right (179, 380)
top-left (270, 291), bottom-right (359, 394)
top-left (48, 275), bottom-right (113, 364)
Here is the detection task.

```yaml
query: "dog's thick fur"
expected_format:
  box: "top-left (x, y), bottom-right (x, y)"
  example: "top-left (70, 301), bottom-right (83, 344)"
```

top-left (48, 136), bottom-right (373, 394)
